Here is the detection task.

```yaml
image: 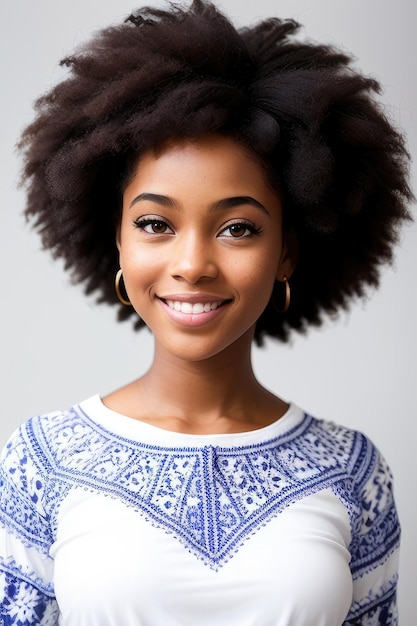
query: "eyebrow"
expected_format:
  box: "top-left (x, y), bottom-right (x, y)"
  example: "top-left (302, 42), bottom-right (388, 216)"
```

top-left (129, 193), bottom-right (270, 216)
top-left (129, 193), bottom-right (178, 209)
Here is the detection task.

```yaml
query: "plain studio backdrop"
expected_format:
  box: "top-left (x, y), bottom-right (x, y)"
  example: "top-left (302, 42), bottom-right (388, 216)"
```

top-left (0, 0), bottom-right (416, 621)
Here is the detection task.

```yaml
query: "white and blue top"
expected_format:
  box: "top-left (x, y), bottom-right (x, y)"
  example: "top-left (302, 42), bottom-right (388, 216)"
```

top-left (0, 395), bottom-right (400, 625)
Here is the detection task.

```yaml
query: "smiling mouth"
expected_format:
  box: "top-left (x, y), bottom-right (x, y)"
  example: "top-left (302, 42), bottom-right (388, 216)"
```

top-left (163, 299), bottom-right (230, 314)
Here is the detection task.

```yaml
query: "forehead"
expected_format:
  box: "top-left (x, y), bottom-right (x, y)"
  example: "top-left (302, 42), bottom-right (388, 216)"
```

top-left (124, 134), bottom-right (279, 201)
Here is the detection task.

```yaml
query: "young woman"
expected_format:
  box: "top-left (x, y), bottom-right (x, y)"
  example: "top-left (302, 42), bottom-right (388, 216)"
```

top-left (0, 1), bottom-right (412, 624)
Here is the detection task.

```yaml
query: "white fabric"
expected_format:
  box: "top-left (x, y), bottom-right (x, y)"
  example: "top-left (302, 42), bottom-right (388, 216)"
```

top-left (52, 484), bottom-right (352, 625)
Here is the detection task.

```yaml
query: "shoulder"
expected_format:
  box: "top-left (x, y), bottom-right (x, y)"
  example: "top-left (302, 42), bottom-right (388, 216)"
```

top-left (0, 401), bottom-right (97, 485)
top-left (306, 414), bottom-right (398, 535)
top-left (0, 410), bottom-right (66, 507)
top-left (0, 401), bottom-right (100, 542)
top-left (301, 413), bottom-right (382, 485)
top-left (2, 406), bottom-right (72, 461)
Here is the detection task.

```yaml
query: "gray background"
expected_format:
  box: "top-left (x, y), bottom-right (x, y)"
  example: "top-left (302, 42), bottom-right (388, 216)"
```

top-left (1, 0), bottom-right (416, 621)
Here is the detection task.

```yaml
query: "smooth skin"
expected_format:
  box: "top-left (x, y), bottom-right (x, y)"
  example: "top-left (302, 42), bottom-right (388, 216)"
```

top-left (104, 134), bottom-right (297, 434)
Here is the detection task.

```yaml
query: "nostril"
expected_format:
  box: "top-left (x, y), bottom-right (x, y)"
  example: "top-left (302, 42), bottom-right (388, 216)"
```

top-left (170, 261), bottom-right (218, 283)
top-left (172, 273), bottom-right (217, 284)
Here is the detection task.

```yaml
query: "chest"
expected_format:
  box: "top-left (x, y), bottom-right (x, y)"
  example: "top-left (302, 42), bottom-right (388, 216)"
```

top-left (51, 487), bottom-right (353, 626)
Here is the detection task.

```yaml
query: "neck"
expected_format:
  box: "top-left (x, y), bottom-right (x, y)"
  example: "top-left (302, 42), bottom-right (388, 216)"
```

top-left (143, 332), bottom-right (259, 419)
top-left (138, 328), bottom-right (287, 433)
top-left (105, 330), bottom-right (289, 434)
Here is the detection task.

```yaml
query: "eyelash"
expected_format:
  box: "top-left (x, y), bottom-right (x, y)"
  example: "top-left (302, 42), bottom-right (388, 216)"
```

top-left (219, 221), bottom-right (262, 238)
top-left (133, 217), bottom-right (262, 239)
top-left (133, 217), bottom-right (173, 234)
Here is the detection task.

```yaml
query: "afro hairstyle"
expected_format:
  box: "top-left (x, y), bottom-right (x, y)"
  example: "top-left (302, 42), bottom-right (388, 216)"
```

top-left (18, 0), bottom-right (413, 344)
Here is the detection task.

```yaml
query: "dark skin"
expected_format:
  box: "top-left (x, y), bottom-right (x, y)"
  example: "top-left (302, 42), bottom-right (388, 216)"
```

top-left (104, 135), bottom-right (297, 434)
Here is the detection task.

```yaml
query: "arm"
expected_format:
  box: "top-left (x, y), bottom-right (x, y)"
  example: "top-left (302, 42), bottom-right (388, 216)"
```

top-left (344, 438), bottom-right (400, 625)
top-left (0, 422), bottom-right (59, 625)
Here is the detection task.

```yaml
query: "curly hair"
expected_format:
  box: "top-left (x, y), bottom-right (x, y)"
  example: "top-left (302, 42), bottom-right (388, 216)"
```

top-left (18, 0), bottom-right (413, 344)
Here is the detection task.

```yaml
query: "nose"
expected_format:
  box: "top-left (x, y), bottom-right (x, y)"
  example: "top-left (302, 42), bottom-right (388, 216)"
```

top-left (170, 231), bottom-right (218, 284)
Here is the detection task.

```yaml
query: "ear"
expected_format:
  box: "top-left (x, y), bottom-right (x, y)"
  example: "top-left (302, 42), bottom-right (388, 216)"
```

top-left (276, 227), bottom-right (298, 281)
top-left (115, 224), bottom-right (124, 272)
top-left (116, 224), bottom-right (122, 254)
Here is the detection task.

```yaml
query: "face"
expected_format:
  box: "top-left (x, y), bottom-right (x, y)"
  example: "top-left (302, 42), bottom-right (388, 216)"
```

top-left (118, 134), bottom-right (296, 362)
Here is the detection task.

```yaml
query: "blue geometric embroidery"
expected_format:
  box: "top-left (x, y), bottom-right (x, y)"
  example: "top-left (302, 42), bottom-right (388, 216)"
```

top-left (0, 404), bottom-right (399, 573)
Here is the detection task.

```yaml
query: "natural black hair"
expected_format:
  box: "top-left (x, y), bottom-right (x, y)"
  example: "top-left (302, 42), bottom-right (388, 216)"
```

top-left (18, 0), bottom-right (413, 343)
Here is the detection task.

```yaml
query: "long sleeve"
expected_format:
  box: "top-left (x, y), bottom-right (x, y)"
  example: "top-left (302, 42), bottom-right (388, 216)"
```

top-left (0, 422), bottom-right (59, 625)
top-left (343, 437), bottom-right (400, 625)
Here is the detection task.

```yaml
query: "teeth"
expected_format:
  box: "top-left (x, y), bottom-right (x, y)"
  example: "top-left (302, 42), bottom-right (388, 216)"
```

top-left (165, 300), bottom-right (222, 314)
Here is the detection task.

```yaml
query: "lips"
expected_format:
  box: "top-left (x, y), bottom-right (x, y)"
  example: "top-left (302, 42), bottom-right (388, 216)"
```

top-left (157, 294), bottom-right (232, 326)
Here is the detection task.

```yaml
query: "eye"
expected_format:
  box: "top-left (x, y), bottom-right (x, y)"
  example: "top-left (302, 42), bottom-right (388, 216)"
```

top-left (134, 217), bottom-right (174, 235)
top-left (218, 221), bottom-right (262, 239)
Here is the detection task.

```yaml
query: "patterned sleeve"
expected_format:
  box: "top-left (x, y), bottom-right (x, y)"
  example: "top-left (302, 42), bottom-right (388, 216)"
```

top-left (0, 422), bottom-right (59, 625)
top-left (344, 436), bottom-right (401, 625)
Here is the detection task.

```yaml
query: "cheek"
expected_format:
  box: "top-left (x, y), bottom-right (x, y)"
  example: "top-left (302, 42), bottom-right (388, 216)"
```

top-left (223, 257), bottom-right (277, 320)
top-left (229, 247), bottom-right (280, 289)
top-left (118, 240), bottom-right (158, 294)
top-left (119, 223), bottom-right (155, 272)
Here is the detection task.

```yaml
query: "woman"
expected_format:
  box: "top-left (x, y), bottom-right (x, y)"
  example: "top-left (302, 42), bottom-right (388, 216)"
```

top-left (0, 1), bottom-right (412, 624)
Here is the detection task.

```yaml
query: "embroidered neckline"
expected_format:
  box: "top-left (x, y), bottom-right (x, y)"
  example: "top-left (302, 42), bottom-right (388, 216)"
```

top-left (1, 399), bottom-right (399, 577)
top-left (78, 394), bottom-right (305, 449)
top-left (28, 403), bottom-right (360, 569)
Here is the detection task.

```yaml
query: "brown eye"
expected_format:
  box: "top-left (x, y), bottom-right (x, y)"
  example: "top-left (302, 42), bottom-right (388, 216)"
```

top-left (229, 224), bottom-right (247, 237)
top-left (134, 217), bottom-right (174, 234)
top-left (219, 222), bottom-right (260, 238)
top-left (150, 221), bottom-right (168, 233)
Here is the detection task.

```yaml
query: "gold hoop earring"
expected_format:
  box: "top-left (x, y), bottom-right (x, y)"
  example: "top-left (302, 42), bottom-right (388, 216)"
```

top-left (272, 276), bottom-right (290, 313)
top-left (115, 269), bottom-right (132, 306)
